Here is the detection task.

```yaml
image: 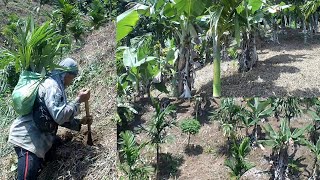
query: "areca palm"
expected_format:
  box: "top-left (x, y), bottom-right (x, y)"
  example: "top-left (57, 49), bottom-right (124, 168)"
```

top-left (0, 16), bottom-right (64, 73)
top-left (119, 130), bottom-right (154, 180)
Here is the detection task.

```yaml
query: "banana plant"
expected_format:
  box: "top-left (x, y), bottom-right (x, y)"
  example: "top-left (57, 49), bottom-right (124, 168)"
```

top-left (259, 119), bottom-right (312, 180)
top-left (116, 0), bottom-right (210, 98)
top-left (146, 97), bottom-right (176, 177)
top-left (225, 136), bottom-right (254, 180)
top-left (118, 130), bottom-right (154, 180)
top-left (243, 97), bottom-right (273, 144)
top-left (301, 0), bottom-right (320, 42)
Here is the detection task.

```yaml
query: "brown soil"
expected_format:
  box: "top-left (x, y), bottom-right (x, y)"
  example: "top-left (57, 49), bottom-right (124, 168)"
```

top-left (128, 98), bottom-right (316, 180)
top-left (195, 30), bottom-right (320, 97)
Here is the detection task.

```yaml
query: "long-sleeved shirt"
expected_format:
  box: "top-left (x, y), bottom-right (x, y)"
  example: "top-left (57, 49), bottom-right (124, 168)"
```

top-left (8, 77), bottom-right (81, 159)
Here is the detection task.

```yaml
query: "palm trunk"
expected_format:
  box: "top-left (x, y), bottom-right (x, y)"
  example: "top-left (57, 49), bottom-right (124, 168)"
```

top-left (156, 143), bottom-right (160, 179)
top-left (274, 145), bottom-right (289, 180)
top-left (312, 157), bottom-right (318, 179)
top-left (303, 19), bottom-right (307, 44)
top-left (213, 34), bottom-right (221, 97)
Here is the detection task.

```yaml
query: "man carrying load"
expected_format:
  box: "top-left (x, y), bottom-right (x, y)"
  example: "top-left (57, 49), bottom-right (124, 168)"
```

top-left (8, 58), bottom-right (92, 180)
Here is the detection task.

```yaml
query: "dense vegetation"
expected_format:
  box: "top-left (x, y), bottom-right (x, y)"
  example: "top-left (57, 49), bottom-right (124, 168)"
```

top-left (116, 0), bottom-right (320, 99)
top-left (0, 0), bottom-right (124, 178)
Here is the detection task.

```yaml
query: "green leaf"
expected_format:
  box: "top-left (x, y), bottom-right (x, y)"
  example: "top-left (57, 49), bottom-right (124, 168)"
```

top-left (234, 14), bottom-right (240, 47)
top-left (236, 3), bottom-right (245, 14)
top-left (292, 124), bottom-right (311, 139)
top-left (248, 0), bottom-right (263, 13)
top-left (123, 47), bottom-right (137, 67)
top-left (263, 123), bottom-right (277, 139)
top-left (174, 0), bottom-right (206, 17)
top-left (258, 139), bottom-right (276, 147)
top-left (308, 110), bottom-right (320, 121)
top-left (259, 107), bottom-right (273, 117)
top-left (116, 4), bottom-right (149, 42)
top-left (153, 82), bottom-right (169, 94)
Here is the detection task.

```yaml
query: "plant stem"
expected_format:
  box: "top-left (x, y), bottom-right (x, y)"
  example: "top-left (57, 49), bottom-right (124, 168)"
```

top-left (213, 35), bottom-right (221, 97)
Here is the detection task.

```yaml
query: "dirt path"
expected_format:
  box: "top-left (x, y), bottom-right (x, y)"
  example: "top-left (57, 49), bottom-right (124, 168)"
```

top-left (195, 31), bottom-right (320, 97)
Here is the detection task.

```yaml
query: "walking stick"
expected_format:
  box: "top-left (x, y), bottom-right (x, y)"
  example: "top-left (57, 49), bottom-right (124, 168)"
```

top-left (85, 100), bottom-right (93, 146)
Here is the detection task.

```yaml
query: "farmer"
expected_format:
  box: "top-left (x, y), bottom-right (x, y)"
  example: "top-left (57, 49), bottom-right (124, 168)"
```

top-left (8, 58), bottom-right (92, 180)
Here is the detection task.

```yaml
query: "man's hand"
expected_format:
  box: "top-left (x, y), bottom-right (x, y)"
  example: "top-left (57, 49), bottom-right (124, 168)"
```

top-left (80, 115), bottom-right (93, 125)
top-left (78, 89), bottom-right (90, 103)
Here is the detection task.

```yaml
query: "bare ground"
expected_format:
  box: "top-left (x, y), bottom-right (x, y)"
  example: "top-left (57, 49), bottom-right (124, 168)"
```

top-left (195, 30), bottom-right (320, 97)
top-left (129, 98), bottom-right (315, 180)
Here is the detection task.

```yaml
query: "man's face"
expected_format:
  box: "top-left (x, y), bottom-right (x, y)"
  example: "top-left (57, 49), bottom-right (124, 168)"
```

top-left (64, 73), bottom-right (76, 87)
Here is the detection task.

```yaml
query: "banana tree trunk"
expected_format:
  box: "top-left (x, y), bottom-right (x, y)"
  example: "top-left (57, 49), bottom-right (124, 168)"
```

top-left (176, 32), bottom-right (192, 99)
top-left (272, 17), bottom-right (280, 44)
top-left (315, 12), bottom-right (319, 33)
top-left (177, 48), bottom-right (190, 98)
top-left (238, 31), bottom-right (258, 72)
top-left (213, 35), bottom-right (221, 97)
top-left (303, 19), bottom-right (307, 44)
top-left (274, 145), bottom-right (289, 180)
top-left (309, 17), bottom-right (314, 39)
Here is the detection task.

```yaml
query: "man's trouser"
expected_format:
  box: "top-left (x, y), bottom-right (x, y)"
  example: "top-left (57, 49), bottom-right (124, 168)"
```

top-left (14, 147), bottom-right (44, 180)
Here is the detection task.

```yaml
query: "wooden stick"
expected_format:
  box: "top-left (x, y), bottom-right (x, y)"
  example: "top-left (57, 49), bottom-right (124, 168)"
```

top-left (85, 101), bottom-right (93, 146)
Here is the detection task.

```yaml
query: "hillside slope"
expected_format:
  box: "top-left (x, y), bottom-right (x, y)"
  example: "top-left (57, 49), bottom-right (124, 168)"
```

top-left (0, 1), bottom-right (117, 179)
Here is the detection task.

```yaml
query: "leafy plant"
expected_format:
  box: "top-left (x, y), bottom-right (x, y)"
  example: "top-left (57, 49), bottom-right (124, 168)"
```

top-left (210, 98), bottom-right (243, 137)
top-left (69, 15), bottom-right (86, 43)
top-left (303, 138), bottom-right (320, 179)
top-left (146, 97), bottom-right (175, 176)
top-left (243, 97), bottom-right (273, 144)
top-left (0, 16), bottom-right (65, 73)
top-left (180, 118), bottom-right (201, 146)
top-left (259, 119), bottom-right (311, 180)
top-left (225, 136), bottom-right (254, 180)
top-left (118, 130), bottom-right (154, 180)
top-left (89, 0), bottom-right (106, 29)
top-left (270, 97), bottom-right (302, 125)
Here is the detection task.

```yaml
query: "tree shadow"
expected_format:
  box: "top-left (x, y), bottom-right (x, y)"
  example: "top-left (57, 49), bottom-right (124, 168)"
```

top-left (215, 141), bottom-right (229, 157)
top-left (261, 29), bottom-right (320, 52)
top-left (157, 153), bottom-right (184, 180)
top-left (38, 139), bottom-right (99, 180)
top-left (184, 144), bottom-right (203, 156)
top-left (196, 50), bottom-right (320, 97)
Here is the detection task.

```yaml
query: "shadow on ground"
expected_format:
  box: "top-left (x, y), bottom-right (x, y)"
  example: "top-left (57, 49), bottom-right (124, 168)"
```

top-left (184, 144), bottom-right (203, 156)
top-left (196, 53), bottom-right (320, 97)
top-left (158, 153), bottom-right (184, 179)
top-left (38, 139), bottom-right (100, 179)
